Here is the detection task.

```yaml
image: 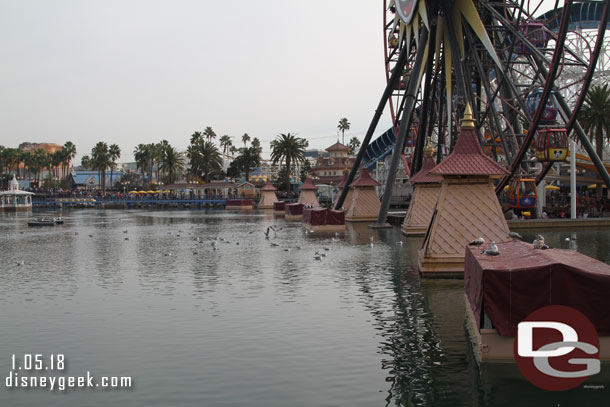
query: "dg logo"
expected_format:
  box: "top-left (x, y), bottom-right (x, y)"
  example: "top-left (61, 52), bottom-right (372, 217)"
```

top-left (514, 305), bottom-right (601, 391)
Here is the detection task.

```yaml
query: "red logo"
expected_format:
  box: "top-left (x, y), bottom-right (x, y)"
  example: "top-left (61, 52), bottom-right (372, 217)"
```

top-left (514, 305), bottom-right (600, 391)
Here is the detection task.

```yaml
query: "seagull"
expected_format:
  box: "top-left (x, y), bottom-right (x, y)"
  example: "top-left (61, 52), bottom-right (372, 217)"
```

top-left (16, 260), bottom-right (24, 266)
top-left (469, 237), bottom-right (485, 246)
top-left (296, 246), bottom-right (302, 250)
top-left (320, 253), bottom-right (326, 257)
top-left (236, 242), bottom-right (239, 245)
top-left (270, 242), bottom-right (279, 247)
top-left (482, 241), bottom-right (500, 256)
top-left (533, 235), bottom-right (545, 249)
top-left (123, 230), bottom-right (128, 234)
top-left (124, 237), bottom-right (129, 240)
top-left (89, 234), bottom-right (93, 238)
top-left (508, 232), bottom-right (523, 240)
top-left (284, 248), bottom-right (291, 252)
top-left (397, 241), bottom-right (403, 246)
top-left (314, 255), bottom-right (322, 260)
top-left (264, 226), bottom-right (277, 239)
top-left (369, 242), bottom-right (374, 248)
top-left (323, 247), bottom-right (330, 251)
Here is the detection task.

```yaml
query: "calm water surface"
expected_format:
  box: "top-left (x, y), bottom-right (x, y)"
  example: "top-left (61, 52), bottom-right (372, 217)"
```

top-left (0, 209), bottom-right (608, 407)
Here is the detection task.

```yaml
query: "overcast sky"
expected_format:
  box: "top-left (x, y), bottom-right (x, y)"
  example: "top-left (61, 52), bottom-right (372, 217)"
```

top-left (0, 0), bottom-right (394, 162)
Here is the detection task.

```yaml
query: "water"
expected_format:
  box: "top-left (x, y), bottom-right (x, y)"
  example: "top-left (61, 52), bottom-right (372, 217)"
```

top-left (0, 209), bottom-right (608, 407)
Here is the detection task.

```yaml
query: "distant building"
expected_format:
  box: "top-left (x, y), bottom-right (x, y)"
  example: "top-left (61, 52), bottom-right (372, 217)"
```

top-left (311, 142), bottom-right (355, 185)
top-left (70, 171), bottom-right (124, 190)
top-left (305, 149), bottom-right (329, 159)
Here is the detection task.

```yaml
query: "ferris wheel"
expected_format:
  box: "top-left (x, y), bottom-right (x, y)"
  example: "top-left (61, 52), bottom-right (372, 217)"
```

top-left (381, 0), bottom-right (610, 193)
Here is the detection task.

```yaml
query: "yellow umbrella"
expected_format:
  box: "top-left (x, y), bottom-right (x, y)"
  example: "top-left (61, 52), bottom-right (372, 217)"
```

top-left (545, 185), bottom-right (560, 190)
top-left (503, 185), bottom-right (509, 190)
top-left (128, 190), bottom-right (139, 194)
top-left (587, 184), bottom-right (597, 189)
top-left (146, 190), bottom-right (156, 193)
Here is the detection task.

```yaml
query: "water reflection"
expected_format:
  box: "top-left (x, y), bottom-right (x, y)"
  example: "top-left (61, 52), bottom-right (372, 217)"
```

top-left (0, 209), bottom-right (608, 407)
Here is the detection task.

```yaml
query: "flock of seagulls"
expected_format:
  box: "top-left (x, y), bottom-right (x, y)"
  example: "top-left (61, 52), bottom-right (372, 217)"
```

top-left (469, 231), bottom-right (556, 256)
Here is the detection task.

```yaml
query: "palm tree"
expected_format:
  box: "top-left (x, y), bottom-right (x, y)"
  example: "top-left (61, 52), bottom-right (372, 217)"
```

top-left (337, 118), bottom-right (351, 145)
top-left (579, 84), bottom-right (610, 162)
top-left (203, 127), bottom-right (217, 142)
top-left (190, 131), bottom-right (203, 145)
top-left (348, 136), bottom-right (361, 155)
top-left (270, 133), bottom-right (308, 190)
top-left (108, 144), bottom-right (121, 190)
top-left (251, 137), bottom-right (262, 156)
top-left (234, 146), bottom-right (261, 182)
top-left (159, 145), bottom-right (185, 185)
top-left (188, 141), bottom-right (222, 183)
top-left (91, 142), bottom-right (110, 194)
top-left (242, 133), bottom-right (250, 147)
top-left (219, 135), bottom-right (232, 155)
top-left (134, 144), bottom-right (151, 185)
top-left (154, 141), bottom-right (169, 183)
top-left (230, 146), bottom-right (238, 156)
top-left (63, 141), bottom-right (76, 179)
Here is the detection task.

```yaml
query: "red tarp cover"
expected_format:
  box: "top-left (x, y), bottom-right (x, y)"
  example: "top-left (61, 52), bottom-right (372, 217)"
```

top-left (326, 209), bottom-right (345, 225)
top-left (285, 203), bottom-right (304, 215)
top-left (303, 208), bottom-right (327, 225)
top-left (273, 201), bottom-right (286, 211)
top-left (226, 199), bottom-right (252, 206)
top-left (465, 240), bottom-right (610, 336)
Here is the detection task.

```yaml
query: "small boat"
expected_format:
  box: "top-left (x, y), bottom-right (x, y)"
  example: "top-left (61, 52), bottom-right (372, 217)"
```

top-left (53, 217), bottom-right (64, 224)
top-left (27, 217), bottom-right (56, 227)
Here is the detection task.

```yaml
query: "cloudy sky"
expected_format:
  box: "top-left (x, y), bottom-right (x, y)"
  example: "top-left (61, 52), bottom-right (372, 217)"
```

top-left (0, 0), bottom-right (394, 162)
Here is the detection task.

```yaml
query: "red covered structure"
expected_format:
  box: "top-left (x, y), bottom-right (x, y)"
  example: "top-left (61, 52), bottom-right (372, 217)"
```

top-left (225, 199), bottom-right (253, 210)
top-left (302, 207), bottom-right (346, 232)
top-left (464, 240), bottom-right (610, 363)
top-left (285, 203), bottom-right (304, 221)
top-left (273, 201), bottom-right (286, 216)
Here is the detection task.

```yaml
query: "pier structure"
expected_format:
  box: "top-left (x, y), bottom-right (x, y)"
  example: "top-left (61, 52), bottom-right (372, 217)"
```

top-left (402, 138), bottom-right (442, 236)
top-left (418, 105), bottom-right (511, 277)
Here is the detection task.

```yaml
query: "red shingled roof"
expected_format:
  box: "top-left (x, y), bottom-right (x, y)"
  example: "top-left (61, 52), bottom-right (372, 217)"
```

top-left (326, 142), bottom-right (350, 152)
top-left (350, 169), bottom-right (381, 188)
top-left (261, 181), bottom-right (277, 191)
top-left (409, 155), bottom-right (442, 183)
top-left (299, 177), bottom-right (318, 190)
top-left (429, 127), bottom-right (509, 176)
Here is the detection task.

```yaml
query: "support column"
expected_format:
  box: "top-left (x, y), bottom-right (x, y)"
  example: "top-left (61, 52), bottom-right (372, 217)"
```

top-left (571, 141), bottom-right (577, 219)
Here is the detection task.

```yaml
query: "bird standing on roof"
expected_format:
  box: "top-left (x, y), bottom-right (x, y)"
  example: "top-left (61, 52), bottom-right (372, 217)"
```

top-left (508, 232), bottom-right (523, 240)
top-left (533, 234), bottom-right (546, 249)
top-left (469, 237), bottom-right (485, 246)
top-left (482, 241), bottom-right (500, 256)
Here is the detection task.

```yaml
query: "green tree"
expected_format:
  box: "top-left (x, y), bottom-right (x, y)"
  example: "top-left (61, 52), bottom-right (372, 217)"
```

top-left (159, 145), bottom-right (184, 184)
top-left (270, 133), bottom-right (308, 191)
top-left (233, 146), bottom-right (261, 182)
top-left (134, 144), bottom-right (151, 185)
top-left (190, 131), bottom-right (203, 145)
top-left (300, 159), bottom-right (312, 182)
top-left (348, 136), bottom-right (361, 155)
top-left (188, 141), bottom-right (222, 183)
top-left (81, 155), bottom-right (91, 170)
top-left (203, 126), bottom-right (217, 142)
top-left (338, 117), bottom-right (351, 145)
top-left (63, 141), bottom-right (77, 179)
top-left (91, 142), bottom-right (111, 194)
top-left (242, 133), bottom-right (250, 147)
top-left (219, 135), bottom-right (233, 155)
top-left (579, 84), bottom-right (610, 161)
top-left (108, 144), bottom-right (121, 190)
top-left (251, 137), bottom-right (262, 156)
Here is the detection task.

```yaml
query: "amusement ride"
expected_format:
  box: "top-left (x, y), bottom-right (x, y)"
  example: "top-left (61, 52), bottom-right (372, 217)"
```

top-left (336, 0), bottom-right (610, 221)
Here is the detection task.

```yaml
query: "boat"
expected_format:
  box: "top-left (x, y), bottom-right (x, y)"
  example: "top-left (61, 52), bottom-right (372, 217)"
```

top-left (27, 218), bottom-right (56, 227)
top-left (53, 217), bottom-right (64, 224)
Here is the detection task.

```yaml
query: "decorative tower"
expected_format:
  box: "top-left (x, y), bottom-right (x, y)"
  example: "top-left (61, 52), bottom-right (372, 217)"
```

top-left (402, 138), bottom-right (442, 236)
top-left (418, 105), bottom-right (511, 277)
top-left (297, 178), bottom-right (320, 207)
top-left (257, 181), bottom-right (278, 209)
top-left (345, 169), bottom-right (381, 222)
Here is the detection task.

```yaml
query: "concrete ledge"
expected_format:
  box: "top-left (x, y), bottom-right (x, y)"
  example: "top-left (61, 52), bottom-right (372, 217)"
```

top-left (508, 217), bottom-right (610, 229)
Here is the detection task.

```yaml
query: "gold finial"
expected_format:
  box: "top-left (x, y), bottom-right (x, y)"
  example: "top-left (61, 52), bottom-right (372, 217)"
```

top-left (460, 103), bottom-right (475, 128)
top-left (423, 135), bottom-right (434, 157)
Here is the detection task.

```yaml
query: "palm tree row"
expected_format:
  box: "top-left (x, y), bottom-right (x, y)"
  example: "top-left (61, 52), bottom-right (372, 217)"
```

top-left (0, 141), bottom-right (77, 183)
top-left (133, 141), bottom-right (184, 186)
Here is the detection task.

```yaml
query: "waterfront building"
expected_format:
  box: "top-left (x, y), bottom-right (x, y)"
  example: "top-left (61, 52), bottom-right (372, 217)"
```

top-left (402, 140), bottom-right (442, 236)
top-left (0, 175), bottom-right (34, 211)
top-left (70, 171), bottom-right (124, 190)
top-left (418, 105), bottom-right (511, 277)
top-left (312, 142), bottom-right (355, 185)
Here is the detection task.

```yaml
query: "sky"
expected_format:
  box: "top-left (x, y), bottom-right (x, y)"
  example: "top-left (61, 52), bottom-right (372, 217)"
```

top-left (0, 0), bottom-right (394, 162)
